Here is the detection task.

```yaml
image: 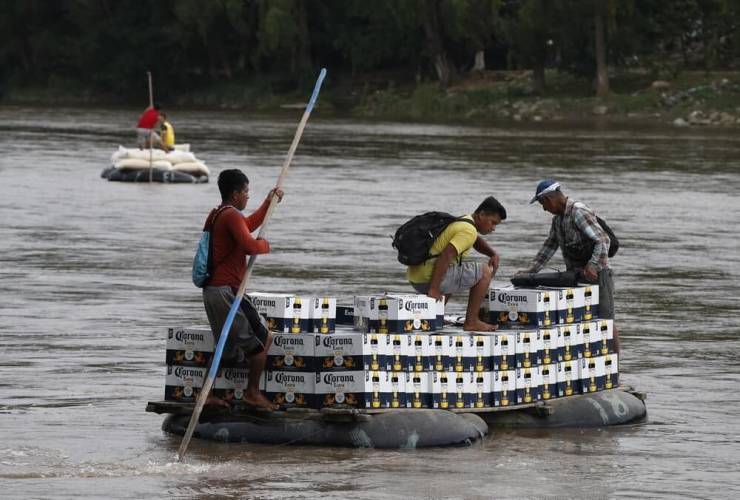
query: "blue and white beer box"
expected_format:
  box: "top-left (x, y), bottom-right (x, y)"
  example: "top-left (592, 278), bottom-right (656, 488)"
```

top-left (316, 370), bottom-right (405, 409)
top-left (445, 333), bottom-right (478, 373)
top-left (164, 365), bottom-right (207, 403)
top-left (489, 285), bottom-right (557, 327)
top-left (556, 360), bottom-right (581, 398)
top-left (582, 284), bottom-right (599, 321)
top-left (166, 326), bottom-right (213, 368)
top-left (555, 287), bottom-right (586, 325)
top-left (515, 328), bottom-right (544, 369)
top-left (540, 325), bottom-right (563, 365)
top-left (468, 371), bottom-right (493, 408)
top-left (248, 292), bottom-right (312, 333)
top-left (491, 331), bottom-right (517, 371)
top-left (430, 334), bottom-right (449, 372)
top-left (310, 296), bottom-right (337, 333)
top-left (212, 367), bottom-right (253, 404)
top-left (579, 356), bottom-right (606, 394)
top-left (387, 333), bottom-right (409, 371)
top-left (559, 323), bottom-right (584, 362)
top-left (267, 333), bottom-right (316, 371)
top-left (405, 372), bottom-right (433, 409)
top-left (469, 333), bottom-right (494, 372)
top-left (604, 353), bottom-right (619, 390)
top-left (264, 370), bottom-right (315, 409)
top-left (579, 321), bottom-right (601, 359)
top-left (431, 371), bottom-right (470, 409)
top-left (597, 319), bottom-right (615, 355)
top-left (406, 332), bottom-right (434, 372)
top-left (354, 295), bottom-right (437, 334)
top-left (516, 366), bottom-right (542, 404)
top-left (315, 330), bottom-right (393, 371)
top-left (540, 363), bottom-right (558, 400)
top-left (492, 369), bottom-right (517, 407)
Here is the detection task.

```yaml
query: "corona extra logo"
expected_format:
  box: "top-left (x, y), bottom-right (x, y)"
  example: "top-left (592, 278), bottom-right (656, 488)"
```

top-left (175, 330), bottom-right (205, 343)
top-left (274, 336), bottom-right (305, 347)
top-left (275, 372), bottom-right (305, 384)
top-left (497, 292), bottom-right (528, 303)
top-left (174, 366), bottom-right (204, 378)
top-left (253, 298), bottom-right (277, 308)
top-left (223, 368), bottom-right (249, 383)
top-left (404, 300), bottom-right (429, 311)
top-left (324, 373), bottom-right (356, 384)
top-left (322, 337), bottom-right (353, 348)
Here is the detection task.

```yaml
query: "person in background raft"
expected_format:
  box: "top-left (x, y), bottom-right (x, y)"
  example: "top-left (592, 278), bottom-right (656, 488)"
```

top-left (160, 112), bottom-right (175, 149)
top-left (408, 197), bottom-right (507, 332)
top-left (201, 169), bottom-right (284, 410)
top-left (135, 102), bottom-right (171, 151)
top-left (516, 179), bottom-right (619, 352)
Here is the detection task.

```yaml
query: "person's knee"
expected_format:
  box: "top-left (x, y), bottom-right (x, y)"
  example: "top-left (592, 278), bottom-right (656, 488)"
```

top-left (478, 264), bottom-right (493, 284)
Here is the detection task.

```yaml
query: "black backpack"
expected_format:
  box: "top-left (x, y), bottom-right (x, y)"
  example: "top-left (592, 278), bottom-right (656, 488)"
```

top-left (562, 215), bottom-right (620, 263)
top-left (392, 211), bottom-right (476, 266)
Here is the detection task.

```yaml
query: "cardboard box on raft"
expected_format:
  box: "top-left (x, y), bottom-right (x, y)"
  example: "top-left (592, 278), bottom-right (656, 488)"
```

top-left (165, 326), bottom-right (256, 368)
top-left (264, 370), bottom-right (316, 409)
top-left (266, 333), bottom-right (316, 371)
top-left (488, 285), bottom-right (558, 328)
top-left (313, 330), bottom-right (392, 371)
top-left (353, 294), bottom-right (438, 334)
top-left (315, 370), bottom-right (406, 409)
top-left (580, 354), bottom-right (619, 393)
top-left (492, 369), bottom-right (517, 407)
top-left (247, 293), bottom-right (338, 334)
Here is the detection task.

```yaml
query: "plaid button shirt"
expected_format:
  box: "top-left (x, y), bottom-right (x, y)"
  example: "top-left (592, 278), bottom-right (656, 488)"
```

top-left (531, 198), bottom-right (610, 272)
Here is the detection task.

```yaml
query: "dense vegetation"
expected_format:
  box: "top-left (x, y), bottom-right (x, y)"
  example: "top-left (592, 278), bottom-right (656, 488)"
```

top-left (3, 0), bottom-right (740, 117)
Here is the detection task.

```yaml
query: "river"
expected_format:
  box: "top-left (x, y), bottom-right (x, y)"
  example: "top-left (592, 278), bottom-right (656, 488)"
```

top-left (1, 106), bottom-right (739, 499)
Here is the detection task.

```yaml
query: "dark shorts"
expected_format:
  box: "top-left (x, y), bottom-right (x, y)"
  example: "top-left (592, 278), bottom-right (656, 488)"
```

top-left (203, 286), bottom-right (269, 363)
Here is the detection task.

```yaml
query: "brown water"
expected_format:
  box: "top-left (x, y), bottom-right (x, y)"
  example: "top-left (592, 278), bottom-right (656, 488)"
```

top-left (1, 106), bottom-right (739, 499)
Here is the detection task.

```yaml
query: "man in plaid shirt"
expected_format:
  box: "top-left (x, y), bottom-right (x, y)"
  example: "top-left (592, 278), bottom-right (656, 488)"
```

top-left (519, 179), bottom-right (619, 352)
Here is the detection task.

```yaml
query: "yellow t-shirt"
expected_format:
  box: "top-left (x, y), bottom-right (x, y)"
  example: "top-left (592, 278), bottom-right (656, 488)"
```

top-left (161, 121), bottom-right (175, 147)
top-left (406, 214), bottom-right (478, 284)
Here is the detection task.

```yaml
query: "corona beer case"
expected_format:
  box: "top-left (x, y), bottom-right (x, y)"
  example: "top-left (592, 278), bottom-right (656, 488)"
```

top-left (435, 300), bottom-right (445, 330)
top-left (313, 331), bottom-right (377, 371)
top-left (431, 370), bottom-right (468, 409)
top-left (491, 331), bottom-right (517, 371)
top-left (310, 296), bottom-right (337, 334)
top-left (579, 356), bottom-right (606, 394)
top-left (352, 296), bottom-right (371, 332)
top-left (515, 366), bottom-right (542, 404)
top-left (315, 370), bottom-right (406, 409)
top-left (515, 328), bottom-right (544, 369)
top-left (597, 319), bottom-right (615, 355)
top-left (430, 334), bottom-right (449, 372)
top-left (248, 292), bottom-right (312, 333)
top-left (405, 372), bottom-right (433, 409)
top-left (166, 326), bottom-right (213, 368)
top-left (554, 287), bottom-right (586, 325)
top-left (363, 332), bottom-right (389, 371)
top-left (579, 321), bottom-right (600, 359)
top-left (264, 370), bottom-right (315, 409)
top-left (540, 325), bottom-right (563, 365)
top-left (488, 285), bottom-right (556, 327)
top-left (492, 369), bottom-right (517, 407)
top-left (559, 323), bottom-right (584, 362)
top-left (387, 333), bottom-right (410, 371)
top-left (212, 367), bottom-right (251, 404)
top-left (469, 371), bottom-right (493, 408)
top-left (373, 294), bottom-right (438, 334)
top-left (540, 363), bottom-right (558, 401)
top-left (469, 333), bottom-right (494, 373)
top-left (604, 353), bottom-right (619, 390)
top-left (446, 333), bottom-right (478, 373)
top-left (164, 365), bottom-right (207, 403)
top-left (582, 284), bottom-right (599, 321)
top-left (556, 359), bottom-right (581, 397)
top-left (266, 333), bottom-right (316, 371)
top-left (407, 332), bottom-right (434, 372)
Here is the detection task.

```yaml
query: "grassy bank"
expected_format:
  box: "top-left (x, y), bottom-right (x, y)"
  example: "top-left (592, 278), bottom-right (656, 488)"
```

top-left (4, 70), bottom-right (740, 128)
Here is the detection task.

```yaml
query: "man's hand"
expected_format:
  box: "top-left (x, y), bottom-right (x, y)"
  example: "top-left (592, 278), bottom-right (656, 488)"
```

top-left (427, 287), bottom-right (443, 301)
top-left (268, 188), bottom-right (284, 202)
top-left (488, 253), bottom-right (500, 271)
top-left (582, 264), bottom-right (598, 282)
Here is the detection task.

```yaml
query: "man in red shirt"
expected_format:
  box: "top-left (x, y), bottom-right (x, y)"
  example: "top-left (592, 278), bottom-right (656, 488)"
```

top-left (202, 169), bottom-right (284, 410)
top-left (135, 103), bottom-right (170, 150)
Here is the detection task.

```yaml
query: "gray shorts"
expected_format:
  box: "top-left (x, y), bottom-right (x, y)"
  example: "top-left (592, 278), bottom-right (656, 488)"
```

top-left (136, 128), bottom-right (162, 148)
top-left (411, 261), bottom-right (484, 295)
top-left (597, 269), bottom-right (615, 319)
top-left (203, 286), bottom-right (269, 362)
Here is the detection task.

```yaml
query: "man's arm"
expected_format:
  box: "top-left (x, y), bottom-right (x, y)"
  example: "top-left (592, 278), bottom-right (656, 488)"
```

top-left (224, 210), bottom-right (270, 255)
top-left (527, 221), bottom-right (558, 273)
top-left (473, 235), bottom-right (499, 271)
top-left (245, 188), bottom-right (284, 231)
top-left (427, 244), bottom-right (457, 300)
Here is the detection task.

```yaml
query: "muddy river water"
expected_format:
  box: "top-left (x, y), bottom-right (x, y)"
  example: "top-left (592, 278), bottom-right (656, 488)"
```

top-left (1, 106), bottom-right (739, 498)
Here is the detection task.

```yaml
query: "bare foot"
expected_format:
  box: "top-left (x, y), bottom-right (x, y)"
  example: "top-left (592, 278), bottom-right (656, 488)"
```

top-left (462, 320), bottom-right (498, 332)
top-left (244, 392), bottom-right (279, 411)
top-left (206, 395), bottom-right (231, 408)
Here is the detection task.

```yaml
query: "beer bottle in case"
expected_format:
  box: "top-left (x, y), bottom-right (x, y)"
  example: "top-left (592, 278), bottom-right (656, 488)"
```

top-left (500, 335), bottom-right (510, 370)
top-left (475, 337), bottom-right (485, 372)
top-left (605, 356), bottom-right (615, 389)
top-left (522, 332), bottom-right (532, 368)
top-left (564, 363), bottom-right (574, 396)
top-left (454, 336), bottom-right (464, 372)
top-left (542, 330), bottom-right (552, 364)
top-left (371, 373), bottom-right (381, 408)
top-left (369, 334), bottom-right (380, 370)
top-left (392, 335), bottom-right (402, 371)
top-left (563, 327), bottom-right (572, 361)
top-left (501, 372), bottom-right (510, 406)
top-left (412, 375), bottom-right (423, 408)
top-left (543, 292), bottom-right (552, 326)
top-left (475, 376), bottom-right (485, 408)
top-left (584, 286), bottom-right (593, 320)
top-left (455, 375), bottom-right (465, 408)
top-left (565, 288), bottom-right (575, 323)
top-left (291, 297), bottom-right (302, 333)
top-left (414, 336), bottom-right (424, 372)
top-left (320, 297), bottom-right (330, 334)
top-left (542, 366), bottom-right (551, 400)
top-left (434, 336), bottom-right (444, 371)
top-left (378, 298), bottom-right (389, 334)
top-left (523, 369), bottom-right (532, 403)
top-left (583, 323), bottom-right (592, 358)
top-left (588, 360), bottom-right (597, 392)
top-left (391, 374), bottom-right (400, 408)
top-left (440, 373), bottom-right (449, 409)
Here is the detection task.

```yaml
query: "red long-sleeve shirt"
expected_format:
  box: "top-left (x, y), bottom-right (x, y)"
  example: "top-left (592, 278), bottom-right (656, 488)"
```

top-left (137, 108), bottom-right (160, 129)
top-left (207, 199), bottom-right (271, 288)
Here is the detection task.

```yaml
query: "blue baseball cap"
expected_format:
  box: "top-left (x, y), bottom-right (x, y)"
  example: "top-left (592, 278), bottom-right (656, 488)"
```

top-left (530, 179), bottom-right (561, 204)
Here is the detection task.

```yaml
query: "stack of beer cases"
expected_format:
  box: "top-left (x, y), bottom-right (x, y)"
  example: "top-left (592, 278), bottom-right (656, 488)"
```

top-left (487, 283), bottom-right (619, 405)
top-left (164, 325), bottom-right (256, 405)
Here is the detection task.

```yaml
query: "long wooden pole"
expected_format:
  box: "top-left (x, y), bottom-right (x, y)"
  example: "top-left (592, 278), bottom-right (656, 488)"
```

top-left (177, 68), bottom-right (327, 461)
top-left (148, 71), bottom-right (154, 183)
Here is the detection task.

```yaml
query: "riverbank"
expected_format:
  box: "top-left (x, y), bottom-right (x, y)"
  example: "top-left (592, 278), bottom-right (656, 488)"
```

top-left (4, 70), bottom-right (740, 128)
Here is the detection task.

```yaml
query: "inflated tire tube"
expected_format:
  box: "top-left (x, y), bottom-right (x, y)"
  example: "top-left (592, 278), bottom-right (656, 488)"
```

top-left (483, 389), bottom-right (646, 428)
top-left (100, 166), bottom-right (208, 183)
top-left (163, 409), bottom-right (488, 448)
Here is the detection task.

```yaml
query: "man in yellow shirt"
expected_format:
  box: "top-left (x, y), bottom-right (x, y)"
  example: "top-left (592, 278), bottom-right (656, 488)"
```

top-left (407, 196), bottom-right (506, 331)
top-left (160, 113), bottom-right (175, 149)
